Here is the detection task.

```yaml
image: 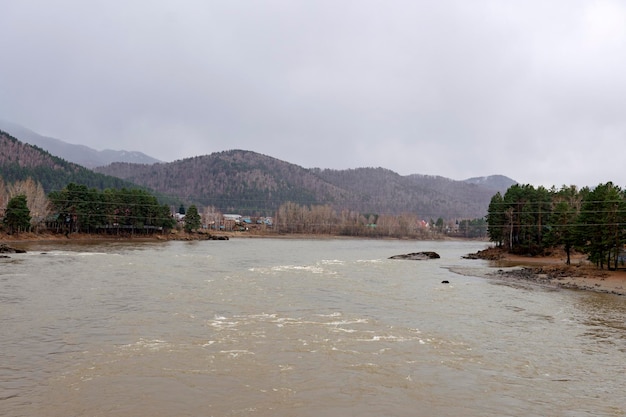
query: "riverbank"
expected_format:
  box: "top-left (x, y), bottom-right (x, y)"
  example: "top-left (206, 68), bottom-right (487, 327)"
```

top-left (469, 247), bottom-right (626, 296)
top-left (0, 230), bottom-right (234, 244)
top-left (0, 229), bottom-right (451, 244)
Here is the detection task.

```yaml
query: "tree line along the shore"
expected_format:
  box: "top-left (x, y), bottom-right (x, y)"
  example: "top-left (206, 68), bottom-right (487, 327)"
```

top-left (486, 182), bottom-right (626, 270)
top-left (1, 177), bottom-right (489, 239)
top-left (5, 176), bottom-right (626, 262)
top-left (2, 181), bottom-right (178, 235)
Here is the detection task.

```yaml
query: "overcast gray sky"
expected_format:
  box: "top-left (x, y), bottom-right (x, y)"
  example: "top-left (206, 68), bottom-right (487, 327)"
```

top-left (1, 1), bottom-right (625, 187)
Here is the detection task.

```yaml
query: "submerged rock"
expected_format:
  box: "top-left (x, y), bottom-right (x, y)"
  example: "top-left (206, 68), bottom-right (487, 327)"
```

top-left (0, 244), bottom-right (26, 254)
top-left (389, 251), bottom-right (440, 260)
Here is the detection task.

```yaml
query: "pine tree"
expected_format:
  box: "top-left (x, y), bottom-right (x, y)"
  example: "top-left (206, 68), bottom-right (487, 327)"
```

top-left (545, 186), bottom-right (580, 265)
top-left (3, 194), bottom-right (31, 234)
top-left (486, 192), bottom-right (505, 247)
top-left (577, 182), bottom-right (626, 269)
top-left (184, 205), bottom-right (201, 232)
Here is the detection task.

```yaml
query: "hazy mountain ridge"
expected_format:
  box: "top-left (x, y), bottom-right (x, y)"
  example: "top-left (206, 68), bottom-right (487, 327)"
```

top-left (463, 175), bottom-right (517, 191)
top-left (0, 130), bottom-right (66, 171)
top-left (0, 120), bottom-right (161, 168)
top-left (315, 168), bottom-right (510, 219)
top-left (0, 129), bottom-right (137, 193)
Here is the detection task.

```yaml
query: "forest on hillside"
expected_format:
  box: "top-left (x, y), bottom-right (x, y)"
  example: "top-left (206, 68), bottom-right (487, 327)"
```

top-left (0, 130), bottom-right (137, 193)
top-left (96, 150), bottom-right (510, 219)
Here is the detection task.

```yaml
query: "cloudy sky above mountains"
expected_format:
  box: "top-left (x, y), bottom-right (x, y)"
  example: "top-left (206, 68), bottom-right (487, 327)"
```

top-left (1, 1), bottom-right (625, 188)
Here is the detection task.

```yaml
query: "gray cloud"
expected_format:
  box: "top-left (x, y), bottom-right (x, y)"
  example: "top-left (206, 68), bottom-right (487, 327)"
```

top-left (2, 0), bottom-right (625, 188)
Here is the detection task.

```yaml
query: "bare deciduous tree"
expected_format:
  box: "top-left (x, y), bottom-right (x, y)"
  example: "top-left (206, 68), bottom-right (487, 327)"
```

top-left (7, 177), bottom-right (50, 230)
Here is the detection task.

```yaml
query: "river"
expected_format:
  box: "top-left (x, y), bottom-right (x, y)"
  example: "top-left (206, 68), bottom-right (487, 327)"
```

top-left (1, 238), bottom-right (625, 416)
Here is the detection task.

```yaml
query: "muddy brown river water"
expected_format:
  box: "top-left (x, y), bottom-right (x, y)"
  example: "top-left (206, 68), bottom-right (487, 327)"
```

top-left (1, 239), bottom-right (625, 416)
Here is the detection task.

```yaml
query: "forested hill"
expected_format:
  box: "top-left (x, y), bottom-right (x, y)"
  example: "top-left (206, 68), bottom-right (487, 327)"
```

top-left (94, 151), bottom-right (359, 214)
top-left (0, 129), bottom-right (136, 193)
top-left (314, 168), bottom-right (504, 219)
top-left (95, 149), bottom-right (515, 219)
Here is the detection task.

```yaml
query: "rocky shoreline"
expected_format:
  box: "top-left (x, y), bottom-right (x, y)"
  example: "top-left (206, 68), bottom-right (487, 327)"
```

top-left (0, 243), bottom-right (27, 257)
top-left (467, 247), bottom-right (625, 296)
top-left (0, 230), bottom-right (230, 243)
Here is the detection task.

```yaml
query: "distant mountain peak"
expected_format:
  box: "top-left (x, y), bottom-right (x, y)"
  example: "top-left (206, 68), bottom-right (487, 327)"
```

top-left (0, 119), bottom-right (161, 168)
top-left (463, 175), bottom-right (517, 192)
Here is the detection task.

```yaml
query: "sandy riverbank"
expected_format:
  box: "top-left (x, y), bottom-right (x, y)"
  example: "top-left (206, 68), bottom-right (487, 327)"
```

top-left (469, 247), bottom-right (626, 296)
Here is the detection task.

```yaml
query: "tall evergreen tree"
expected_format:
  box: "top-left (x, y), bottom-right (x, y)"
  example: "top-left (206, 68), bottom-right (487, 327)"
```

top-left (486, 192), bottom-right (505, 247)
top-left (545, 186), bottom-right (580, 265)
top-left (577, 182), bottom-right (626, 270)
top-left (3, 194), bottom-right (31, 234)
top-left (184, 205), bottom-right (201, 232)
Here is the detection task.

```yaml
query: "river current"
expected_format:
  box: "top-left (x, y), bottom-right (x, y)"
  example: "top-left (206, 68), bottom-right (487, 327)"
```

top-left (1, 238), bottom-right (625, 416)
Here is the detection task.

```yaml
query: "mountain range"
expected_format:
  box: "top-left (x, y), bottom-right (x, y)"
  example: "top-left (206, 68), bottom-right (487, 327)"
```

top-left (0, 120), bottom-right (517, 219)
top-left (94, 153), bottom-right (515, 219)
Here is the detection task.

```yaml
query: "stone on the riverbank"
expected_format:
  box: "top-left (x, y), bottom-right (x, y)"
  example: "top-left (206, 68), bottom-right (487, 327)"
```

top-left (463, 247), bottom-right (504, 260)
top-left (0, 243), bottom-right (26, 254)
top-left (389, 251), bottom-right (440, 260)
